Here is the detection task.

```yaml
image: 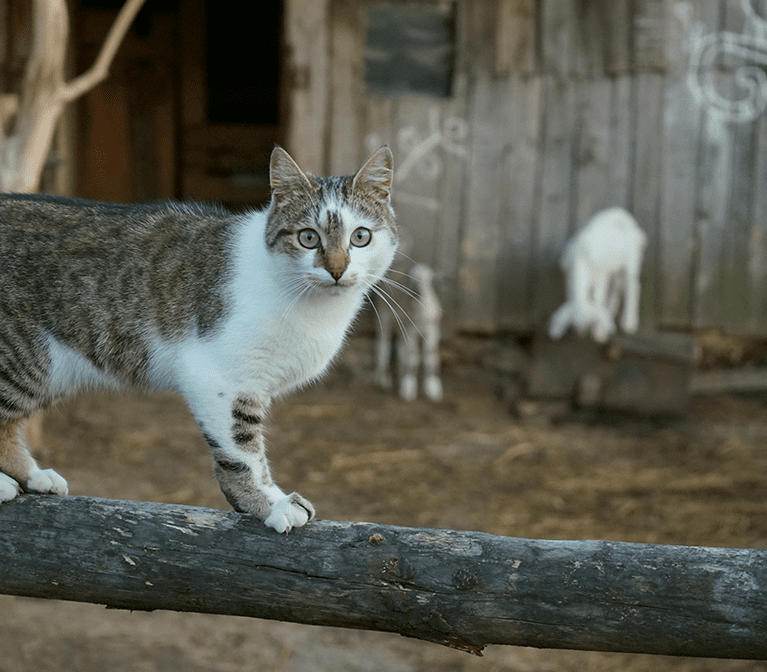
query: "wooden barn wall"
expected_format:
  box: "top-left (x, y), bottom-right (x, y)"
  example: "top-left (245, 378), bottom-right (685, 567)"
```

top-left (285, 0), bottom-right (767, 335)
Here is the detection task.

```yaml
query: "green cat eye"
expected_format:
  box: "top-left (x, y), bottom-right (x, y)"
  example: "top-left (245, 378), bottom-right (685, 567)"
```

top-left (298, 229), bottom-right (321, 249)
top-left (351, 227), bottom-right (372, 248)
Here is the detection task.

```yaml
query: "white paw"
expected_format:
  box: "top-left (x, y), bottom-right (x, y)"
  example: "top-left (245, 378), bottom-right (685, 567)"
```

top-left (399, 375), bottom-right (417, 402)
top-left (0, 473), bottom-right (21, 502)
top-left (26, 468), bottom-right (68, 496)
top-left (621, 314), bottom-right (639, 334)
top-left (264, 493), bottom-right (315, 534)
top-left (423, 375), bottom-right (443, 401)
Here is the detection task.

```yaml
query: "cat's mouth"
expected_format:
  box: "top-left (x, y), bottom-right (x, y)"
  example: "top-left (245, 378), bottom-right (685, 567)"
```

top-left (307, 275), bottom-right (358, 293)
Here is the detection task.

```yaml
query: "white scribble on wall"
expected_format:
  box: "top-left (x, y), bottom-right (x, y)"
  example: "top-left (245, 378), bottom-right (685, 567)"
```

top-left (366, 106), bottom-right (468, 212)
top-left (678, 0), bottom-right (767, 123)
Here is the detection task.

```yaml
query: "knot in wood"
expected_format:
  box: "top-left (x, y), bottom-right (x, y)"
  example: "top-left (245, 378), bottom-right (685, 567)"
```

top-left (381, 556), bottom-right (416, 581)
top-left (452, 567), bottom-right (478, 590)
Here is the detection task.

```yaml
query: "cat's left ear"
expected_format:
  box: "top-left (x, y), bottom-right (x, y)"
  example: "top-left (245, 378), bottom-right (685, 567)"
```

top-left (352, 147), bottom-right (393, 200)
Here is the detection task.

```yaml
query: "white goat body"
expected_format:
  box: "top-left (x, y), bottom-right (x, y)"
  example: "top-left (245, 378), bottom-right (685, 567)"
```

top-left (373, 263), bottom-right (443, 402)
top-left (549, 207), bottom-right (647, 343)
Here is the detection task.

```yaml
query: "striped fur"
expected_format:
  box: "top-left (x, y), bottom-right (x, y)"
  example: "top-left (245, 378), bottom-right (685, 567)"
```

top-left (0, 146), bottom-right (396, 532)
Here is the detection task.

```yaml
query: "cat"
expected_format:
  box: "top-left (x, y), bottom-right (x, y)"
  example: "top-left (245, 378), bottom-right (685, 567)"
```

top-left (548, 207), bottom-right (647, 343)
top-left (0, 145), bottom-right (396, 533)
top-left (373, 262), bottom-right (443, 402)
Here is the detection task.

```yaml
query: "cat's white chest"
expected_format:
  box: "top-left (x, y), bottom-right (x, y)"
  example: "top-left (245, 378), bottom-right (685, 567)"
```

top-left (209, 287), bottom-right (361, 398)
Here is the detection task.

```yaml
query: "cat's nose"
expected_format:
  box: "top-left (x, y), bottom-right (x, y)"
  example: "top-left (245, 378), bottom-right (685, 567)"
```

top-left (327, 267), bottom-right (346, 282)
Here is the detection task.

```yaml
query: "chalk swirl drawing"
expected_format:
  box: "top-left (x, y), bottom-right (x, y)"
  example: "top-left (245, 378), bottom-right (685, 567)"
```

top-left (366, 106), bottom-right (468, 211)
top-left (678, 0), bottom-right (767, 123)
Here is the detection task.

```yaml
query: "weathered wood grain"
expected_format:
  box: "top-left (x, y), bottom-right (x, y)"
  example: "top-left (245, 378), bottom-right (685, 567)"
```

top-left (1, 495), bottom-right (765, 659)
top-left (290, 0), bottom-right (767, 335)
top-left (284, 0), bottom-right (331, 174)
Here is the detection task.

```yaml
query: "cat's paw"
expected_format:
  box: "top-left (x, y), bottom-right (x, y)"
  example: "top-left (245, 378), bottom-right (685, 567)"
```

top-left (26, 468), bottom-right (68, 496)
top-left (264, 493), bottom-right (315, 534)
top-left (0, 473), bottom-right (22, 502)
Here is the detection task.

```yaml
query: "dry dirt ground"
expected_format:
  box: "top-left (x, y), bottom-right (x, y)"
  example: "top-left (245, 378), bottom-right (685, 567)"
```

top-left (1, 335), bottom-right (767, 672)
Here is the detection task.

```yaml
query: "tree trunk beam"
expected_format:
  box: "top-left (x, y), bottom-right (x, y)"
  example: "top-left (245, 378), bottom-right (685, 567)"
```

top-left (0, 495), bottom-right (764, 658)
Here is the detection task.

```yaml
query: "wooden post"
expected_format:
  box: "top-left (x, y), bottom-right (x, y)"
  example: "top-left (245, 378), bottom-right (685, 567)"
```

top-left (0, 495), bottom-right (765, 659)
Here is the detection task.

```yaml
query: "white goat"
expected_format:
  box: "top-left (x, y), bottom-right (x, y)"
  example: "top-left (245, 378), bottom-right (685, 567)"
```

top-left (549, 207), bottom-right (647, 343)
top-left (373, 263), bottom-right (443, 402)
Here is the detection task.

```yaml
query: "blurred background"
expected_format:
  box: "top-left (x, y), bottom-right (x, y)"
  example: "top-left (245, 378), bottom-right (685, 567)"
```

top-left (2, 1), bottom-right (767, 671)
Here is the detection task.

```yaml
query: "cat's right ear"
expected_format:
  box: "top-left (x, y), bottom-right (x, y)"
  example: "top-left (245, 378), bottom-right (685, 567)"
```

top-left (269, 146), bottom-right (313, 195)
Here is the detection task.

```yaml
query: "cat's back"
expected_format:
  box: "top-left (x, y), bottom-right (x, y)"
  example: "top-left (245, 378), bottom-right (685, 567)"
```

top-left (0, 194), bottom-right (240, 387)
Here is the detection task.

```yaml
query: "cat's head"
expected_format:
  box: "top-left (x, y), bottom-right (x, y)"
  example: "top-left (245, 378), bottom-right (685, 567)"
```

top-left (265, 146), bottom-right (397, 295)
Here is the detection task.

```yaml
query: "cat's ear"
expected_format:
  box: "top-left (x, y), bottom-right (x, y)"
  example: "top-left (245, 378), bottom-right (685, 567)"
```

top-left (352, 146), bottom-right (393, 200)
top-left (270, 146), bottom-right (313, 194)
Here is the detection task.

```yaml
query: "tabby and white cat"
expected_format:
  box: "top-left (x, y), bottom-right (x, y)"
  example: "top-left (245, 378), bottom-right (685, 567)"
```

top-left (0, 146), bottom-right (396, 533)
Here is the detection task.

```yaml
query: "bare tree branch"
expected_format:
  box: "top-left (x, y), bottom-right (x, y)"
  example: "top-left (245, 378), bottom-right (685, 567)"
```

top-left (0, 0), bottom-right (146, 192)
top-left (62, 0), bottom-right (147, 103)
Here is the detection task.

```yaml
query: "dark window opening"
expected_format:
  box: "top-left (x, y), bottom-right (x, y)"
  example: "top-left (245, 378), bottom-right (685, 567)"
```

top-left (365, 1), bottom-right (456, 98)
top-left (205, 0), bottom-right (282, 124)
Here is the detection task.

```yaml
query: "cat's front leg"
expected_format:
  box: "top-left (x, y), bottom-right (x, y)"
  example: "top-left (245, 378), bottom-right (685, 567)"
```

top-left (196, 394), bottom-right (315, 533)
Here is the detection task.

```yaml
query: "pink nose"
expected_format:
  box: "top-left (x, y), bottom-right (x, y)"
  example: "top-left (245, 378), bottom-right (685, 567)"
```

top-left (327, 267), bottom-right (346, 281)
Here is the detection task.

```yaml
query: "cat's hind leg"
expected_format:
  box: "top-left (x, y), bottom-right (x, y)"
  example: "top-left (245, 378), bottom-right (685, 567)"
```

top-left (0, 418), bottom-right (68, 500)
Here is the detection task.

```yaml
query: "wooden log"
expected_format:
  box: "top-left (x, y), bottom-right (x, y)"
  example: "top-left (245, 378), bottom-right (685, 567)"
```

top-left (0, 495), bottom-right (765, 659)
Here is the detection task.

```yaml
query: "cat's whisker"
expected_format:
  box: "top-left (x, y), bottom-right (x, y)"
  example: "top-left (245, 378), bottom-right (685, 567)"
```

top-left (276, 280), bottom-right (314, 324)
top-left (379, 276), bottom-right (426, 307)
top-left (393, 249), bottom-right (418, 266)
top-left (369, 283), bottom-right (422, 343)
top-left (365, 291), bottom-right (387, 336)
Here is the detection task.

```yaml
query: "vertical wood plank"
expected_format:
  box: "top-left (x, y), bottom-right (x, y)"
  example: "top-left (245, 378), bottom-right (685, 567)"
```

top-left (390, 98), bottom-right (443, 270)
top-left (495, 75), bottom-right (543, 330)
top-left (284, 0), bottom-right (330, 173)
top-left (631, 72), bottom-right (665, 327)
top-left (540, 0), bottom-right (577, 77)
top-left (432, 82), bottom-right (470, 325)
top-left (747, 114), bottom-right (767, 333)
top-left (458, 74), bottom-right (512, 329)
top-left (604, 0), bottom-right (633, 75)
top-left (328, 0), bottom-right (365, 173)
top-left (692, 0), bottom-right (735, 329)
top-left (633, 0), bottom-right (666, 71)
top-left (655, 0), bottom-right (704, 328)
top-left (574, 78), bottom-right (613, 227)
top-left (693, 113), bottom-right (733, 328)
top-left (530, 76), bottom-right (578, 325)
top-left (722, 119), bottom-right (758, 332)
top-left (607, 76), bottom-right (634, 208)
top-left (495, 0), bottom-right (537, 76)
top-left (718, 0), bottom-right (759, 332)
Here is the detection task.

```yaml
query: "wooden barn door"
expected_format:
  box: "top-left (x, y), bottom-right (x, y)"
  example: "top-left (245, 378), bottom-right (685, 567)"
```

top-left (74, 0), bottom-right (286, 208)
top-left (75, 0), bottom-right (178, 203)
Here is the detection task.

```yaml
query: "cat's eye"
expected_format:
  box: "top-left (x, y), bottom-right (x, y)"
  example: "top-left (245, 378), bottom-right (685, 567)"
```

top-left (350, 227), bottom-right (372, 248)
top-left (298, 229), bottom-right (321, 249)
